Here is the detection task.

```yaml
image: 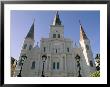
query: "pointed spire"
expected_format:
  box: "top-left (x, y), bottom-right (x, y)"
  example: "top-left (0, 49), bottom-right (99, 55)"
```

top-left (79, 20), bottom-right (88, 40)
top-left (25, 20), bottom-right (35, 40)
top-left (52, 11), bottom-right (62, 25)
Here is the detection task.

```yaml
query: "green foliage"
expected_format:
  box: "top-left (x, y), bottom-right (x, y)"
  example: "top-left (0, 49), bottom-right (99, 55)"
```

top-left (90, 71), bottom-right (100, 77)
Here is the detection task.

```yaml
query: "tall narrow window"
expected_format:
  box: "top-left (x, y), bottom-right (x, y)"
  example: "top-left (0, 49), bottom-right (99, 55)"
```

top-left (90, 61), bottom-right (93, 67)
top-left (56, 49), bottom-right (57, 53)
top-left (57, 62), bottom-right (59, 69)
top-left (29, 45), bottom-right (32, 50)
top-left (44, 47), bottom-right (46, 52)
top-left (53, 34), bottom-right (56, 38)
top-left (23, 44), bottom-right (27, 49)
top-left (67, 48), bottom-right (69, 52)
top-left (58, 34), bottom-right (60, 38)
top-left (53, 62), bottom-right (55, 69)
top-left (31, 61), bottom-right (35, 69)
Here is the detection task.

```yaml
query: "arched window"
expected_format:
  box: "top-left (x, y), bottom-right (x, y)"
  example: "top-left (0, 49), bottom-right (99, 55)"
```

top-left (57, 62), bottom-right (59, 69)
top-left (67, 48), bottom-right (69, 52)
top-left (56, 49), bottom-right (57, 53)
top-left (31, 61), bottom-right (35, 69)
top-left (29, 45), bottom-right (32, 50)
top-left (90, 61), bottom-right (93, 67)
top-left (58, 34), bottom-right (60, 38)
top-left (43, 47), bottom-right (46, 52)
top-left (23, 44), bottom-right (27, 49)
top-left (53, 62), bottom-right (55, 69)
top-left (53, 34), bottom-right (56, 38)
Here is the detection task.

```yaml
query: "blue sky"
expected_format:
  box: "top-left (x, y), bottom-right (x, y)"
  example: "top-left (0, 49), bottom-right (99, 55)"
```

top-left (11, 10), bottom-right (100, 60)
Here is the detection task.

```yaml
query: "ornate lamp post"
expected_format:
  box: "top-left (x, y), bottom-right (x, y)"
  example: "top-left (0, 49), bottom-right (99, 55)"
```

top-left (75, 54), bottom-right (82, 77)
top-left (95, 54), bottom-right (100, 71)
top-left (41, 55), bottom-right (47, 77)
top-left (17, 54), bottom-right (27, 77)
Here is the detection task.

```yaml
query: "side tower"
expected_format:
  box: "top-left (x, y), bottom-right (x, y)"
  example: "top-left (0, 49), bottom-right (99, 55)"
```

top-left (79, 22), bottom-right (96, 76)
top-left (17, 21), bottom-right (35, 76)
top-left (20, 21), bottom-right (34, 59)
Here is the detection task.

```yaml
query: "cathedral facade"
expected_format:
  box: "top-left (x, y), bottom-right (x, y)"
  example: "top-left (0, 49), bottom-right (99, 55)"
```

top-left (15, 12), bottom-right (96, 77)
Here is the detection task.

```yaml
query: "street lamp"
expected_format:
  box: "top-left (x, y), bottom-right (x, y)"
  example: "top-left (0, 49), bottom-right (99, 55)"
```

top-left (17, 54), bottom-right (27, 77)
top-left (75, 54), bottom-right (82, 77)
top-left (41, 55), bottom-right (47, 77)
top-left (95, 54), bottom-right (100, 71)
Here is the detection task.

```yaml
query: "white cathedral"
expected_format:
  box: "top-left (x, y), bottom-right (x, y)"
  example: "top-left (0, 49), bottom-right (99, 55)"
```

top-left (15, 12), bottom-right (96, 77)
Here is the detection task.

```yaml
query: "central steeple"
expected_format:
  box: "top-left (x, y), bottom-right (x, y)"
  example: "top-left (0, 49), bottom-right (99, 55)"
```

top-left (50, 11), bottom-right (64, 39)
top-left (52, 11), bottom-right (62, 25)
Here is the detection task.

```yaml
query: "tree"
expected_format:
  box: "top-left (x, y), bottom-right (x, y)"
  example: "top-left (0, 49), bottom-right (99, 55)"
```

top-left (90, 71), bottom-right (100, 77)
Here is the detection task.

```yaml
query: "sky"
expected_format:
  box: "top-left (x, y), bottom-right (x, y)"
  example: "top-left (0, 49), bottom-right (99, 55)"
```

top-left (11, 10), bottom-right (100, 60)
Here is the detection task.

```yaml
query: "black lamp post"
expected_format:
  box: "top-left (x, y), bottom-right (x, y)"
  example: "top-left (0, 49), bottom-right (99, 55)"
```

top-left (75, 54), bottom-right (82, 77)
top-left (41, 55), bottom-right (47, 77)
top-left (17, 55), bottom-right (27, 77)
top-left (95, 54), bottom-right (100, 71)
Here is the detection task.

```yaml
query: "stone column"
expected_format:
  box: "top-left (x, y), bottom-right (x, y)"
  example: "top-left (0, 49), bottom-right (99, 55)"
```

top-left (65, 55), bottom-right (67, 76)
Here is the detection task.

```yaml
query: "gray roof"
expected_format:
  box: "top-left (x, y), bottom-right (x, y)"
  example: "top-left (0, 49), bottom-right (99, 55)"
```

top-left (26, 22), bottom-right (34, 40)
top-left (53, 11), bottom-right (62, 26)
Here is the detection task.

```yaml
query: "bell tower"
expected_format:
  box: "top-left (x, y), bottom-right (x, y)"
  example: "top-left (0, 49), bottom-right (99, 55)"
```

top-left (49, 11), bottom-right (64, 39)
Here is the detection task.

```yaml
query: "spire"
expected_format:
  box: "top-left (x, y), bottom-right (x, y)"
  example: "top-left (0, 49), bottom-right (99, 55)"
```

top-left (79, 20), bottom-right (88, 40)
top-left (26, 20), bottom-right (35, 40)
top-left (52, 11), bottom-right (62, 25)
